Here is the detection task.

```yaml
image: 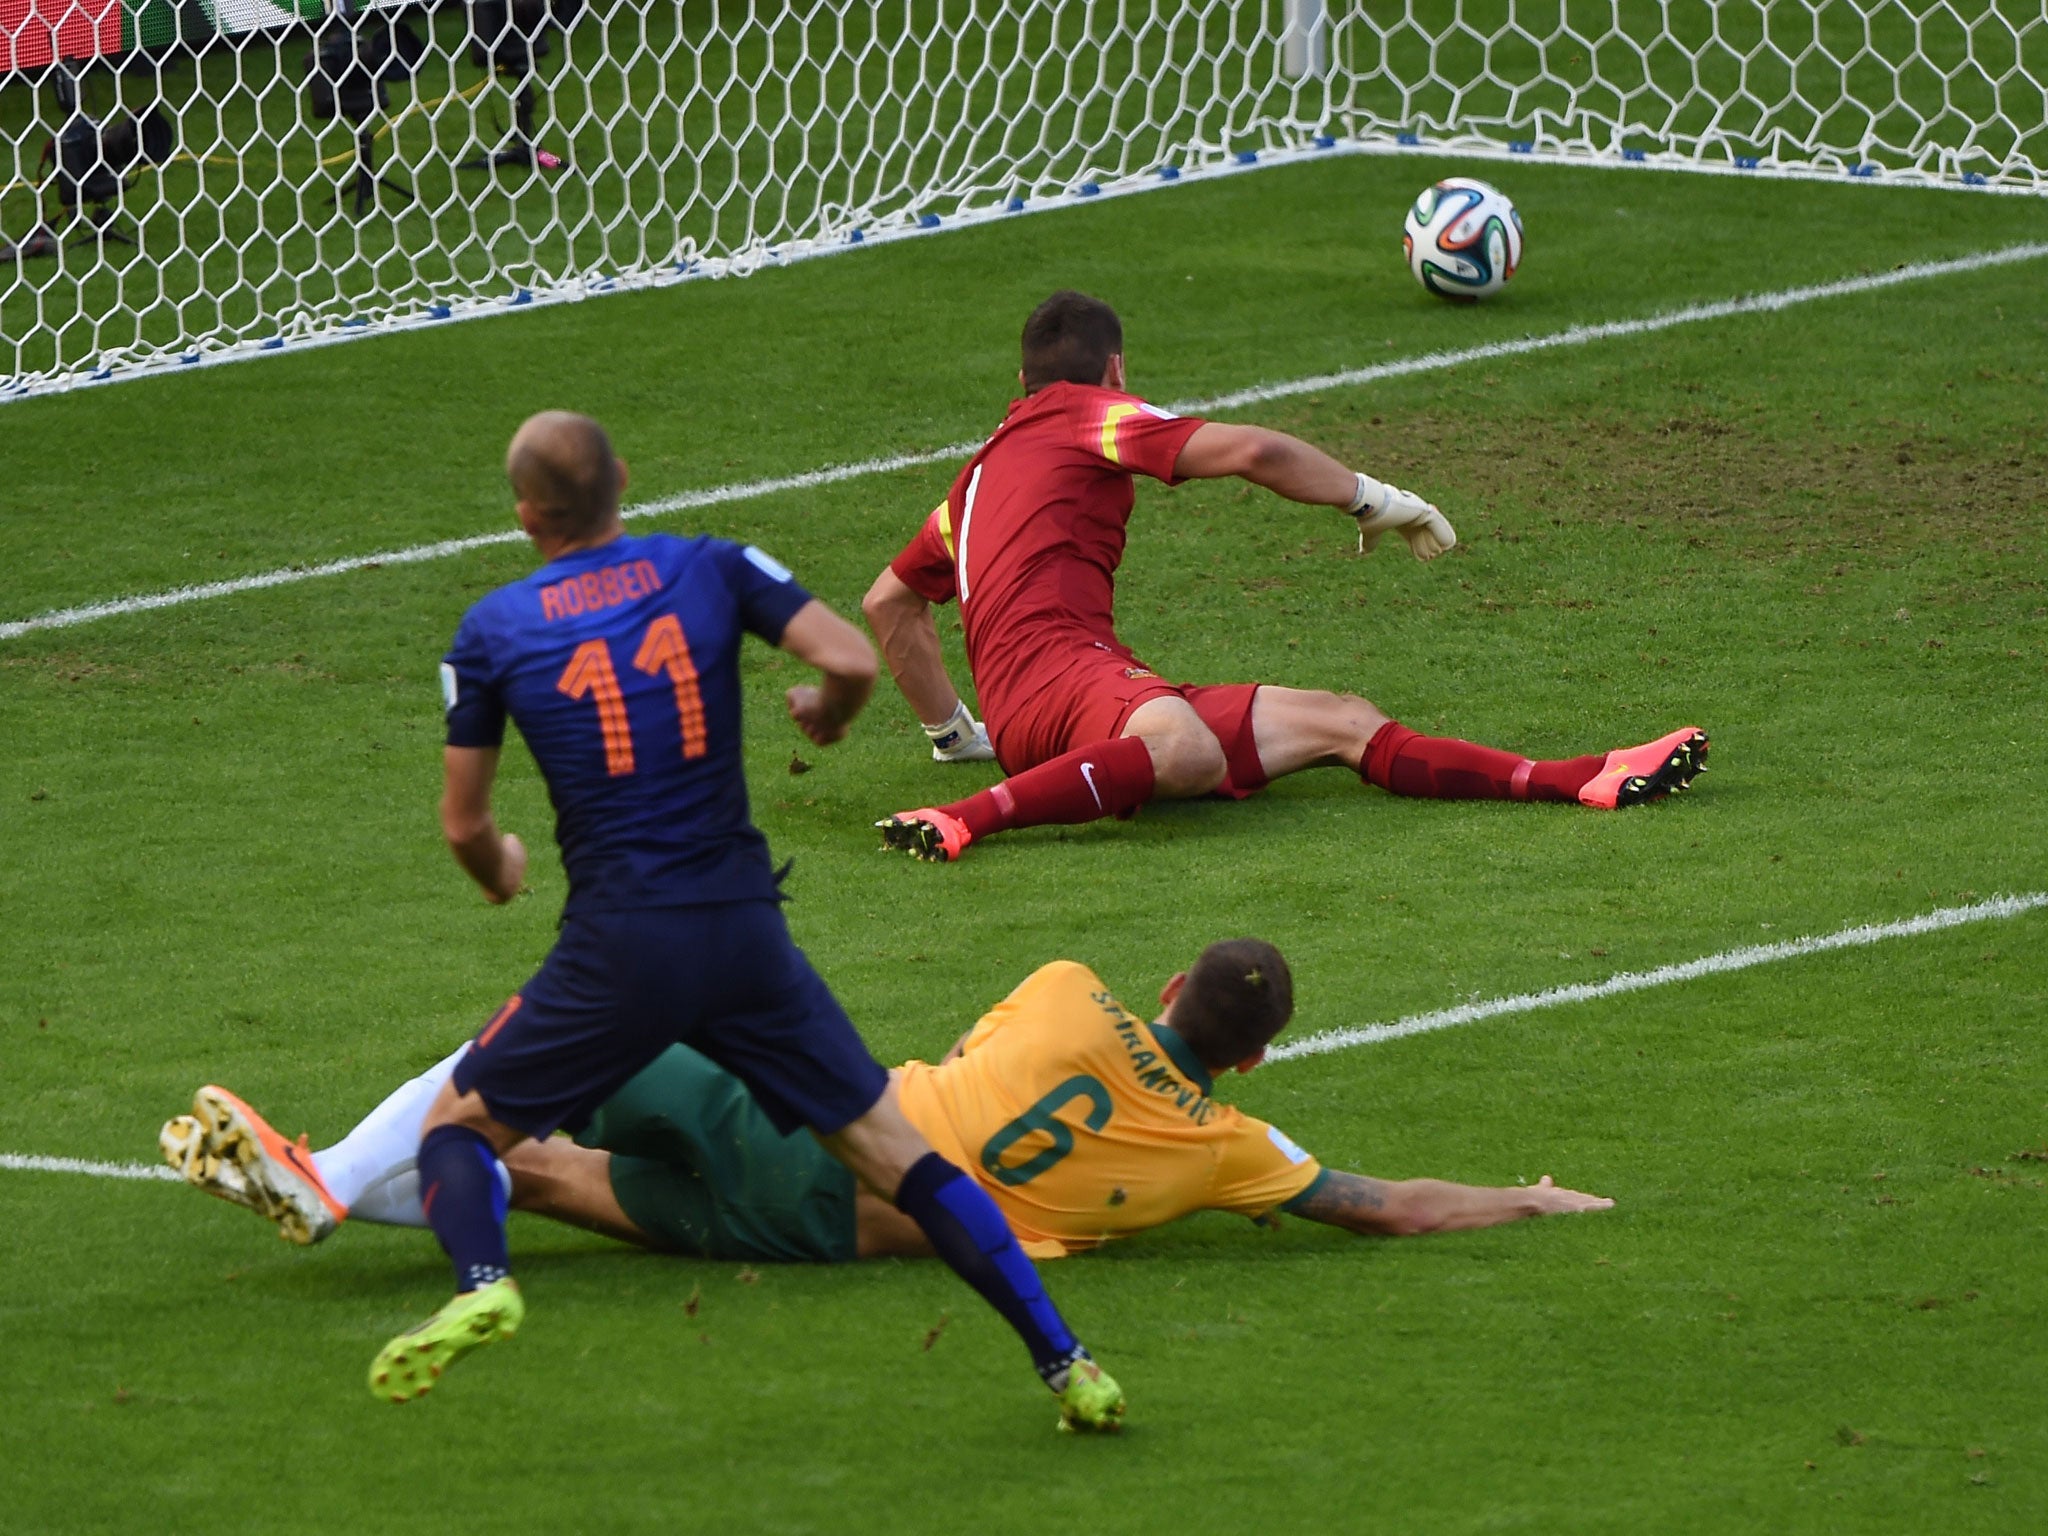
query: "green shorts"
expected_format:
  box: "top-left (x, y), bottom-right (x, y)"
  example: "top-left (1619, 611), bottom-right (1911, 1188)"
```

top-left (574, 1043), bottom-right (860, 1263)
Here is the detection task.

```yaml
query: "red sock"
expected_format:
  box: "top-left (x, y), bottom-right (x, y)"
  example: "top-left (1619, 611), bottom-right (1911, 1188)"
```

top-left (1362, 721), bottom-right (1604, 803)
top-left (946, 736), bottom-right (1157, 840)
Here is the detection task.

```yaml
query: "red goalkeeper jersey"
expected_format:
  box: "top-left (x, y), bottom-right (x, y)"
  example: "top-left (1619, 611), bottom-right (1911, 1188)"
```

top-left (888, 381), bottom-right (1205, 730)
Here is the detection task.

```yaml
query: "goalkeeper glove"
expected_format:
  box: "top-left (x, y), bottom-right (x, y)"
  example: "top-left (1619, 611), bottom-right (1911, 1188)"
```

top-left (1348, 472), bottom-right (1457, 561)
top-left (924, 701), bottom-right (996, 763)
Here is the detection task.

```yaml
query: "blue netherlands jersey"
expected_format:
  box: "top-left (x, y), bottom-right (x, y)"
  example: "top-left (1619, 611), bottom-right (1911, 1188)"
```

top-left (440, 530), bottom-right (814, 914)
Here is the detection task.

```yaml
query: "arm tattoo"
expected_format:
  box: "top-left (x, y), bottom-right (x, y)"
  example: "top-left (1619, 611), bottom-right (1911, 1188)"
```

top-left (1298, 1171), bottom-right (1389, 1227)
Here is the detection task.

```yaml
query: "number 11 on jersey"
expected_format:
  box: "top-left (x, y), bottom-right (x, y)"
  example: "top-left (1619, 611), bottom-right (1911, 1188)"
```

top-left (557, 614), bottom-right (709, 776)
top-left (634, 614), bottom-right (708, 759)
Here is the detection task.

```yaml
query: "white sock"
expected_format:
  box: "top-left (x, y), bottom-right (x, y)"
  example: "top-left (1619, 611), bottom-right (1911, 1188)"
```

top-left (311, 1045), bottom-right (467, 1213)
top-left (347, 1164), bottom-right (428, 1227)
top-left (344, 1158), bottom-right (513, 1228)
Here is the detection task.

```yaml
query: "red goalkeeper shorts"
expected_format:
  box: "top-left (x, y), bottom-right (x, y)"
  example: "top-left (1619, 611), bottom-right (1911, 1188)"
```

top-left (988, 643), bottom-right (1268, 799)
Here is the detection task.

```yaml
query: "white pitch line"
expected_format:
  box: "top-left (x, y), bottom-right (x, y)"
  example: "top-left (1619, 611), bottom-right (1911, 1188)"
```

top-left (1196, 240), bottom-right (2048, 412)
top-left (9, 893), bottom-right (2043, 1184)
top-left (1269, 891), bottom-right (2048, 1062)
top-left (7, 238), bottom-right (2046, 644)
top-left (0, 445), bottom-right (982, 643)
top-left (0, 1152), bottom-right (179, 1181)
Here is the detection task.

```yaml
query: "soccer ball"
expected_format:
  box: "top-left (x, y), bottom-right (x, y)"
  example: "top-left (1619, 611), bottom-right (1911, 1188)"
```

top-left (1402, 178), bottom-right (1523, 301)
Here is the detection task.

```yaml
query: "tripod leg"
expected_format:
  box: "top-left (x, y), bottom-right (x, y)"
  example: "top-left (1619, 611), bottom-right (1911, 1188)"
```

top-left (516, 81), bottom-right (565, 170)
top-left (349, 130), bottom-right (410, 215)
top-left (3, 223), bottom-right (63, 258)
top-left (83, 206), bottom-right (137, 247)
top-left (458, 78), bottom-right (563, 171)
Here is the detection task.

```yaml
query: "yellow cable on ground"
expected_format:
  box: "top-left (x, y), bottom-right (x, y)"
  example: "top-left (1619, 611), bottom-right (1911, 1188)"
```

top-left (320, 77), bottom-right (497, 165)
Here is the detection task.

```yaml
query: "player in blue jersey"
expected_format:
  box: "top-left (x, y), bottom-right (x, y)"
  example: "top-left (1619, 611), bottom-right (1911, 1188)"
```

top-left (372, 411), bottom-right (1122, 1430)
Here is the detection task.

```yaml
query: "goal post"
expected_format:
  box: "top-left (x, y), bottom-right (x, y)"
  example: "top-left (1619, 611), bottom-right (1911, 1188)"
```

top-left (1, 0), bottom-right (2041, 399)
top-left (1284, 0), bottom-right (1330, 81)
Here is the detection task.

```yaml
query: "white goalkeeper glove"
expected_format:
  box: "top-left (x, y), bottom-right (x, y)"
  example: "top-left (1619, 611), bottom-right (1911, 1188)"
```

top-left (924, 701), bottom-right (996, 763)
top-left (1348, 472), bottom-right (1457, 561)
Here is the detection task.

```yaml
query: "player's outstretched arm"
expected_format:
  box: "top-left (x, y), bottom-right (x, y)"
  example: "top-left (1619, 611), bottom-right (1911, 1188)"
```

top-left (779, 598), bottom-right (879, 747)
top-left (1171, 422), bottom-right (1457, 561)
top-left (861, 567), bottom-right (994, 762)
top-left (1289, 1170), bottom-right (1612, 1237)
top-left (1172, 422), bottom-right (1358, 505)
top-left (440, 745), bottom-right (526, 904)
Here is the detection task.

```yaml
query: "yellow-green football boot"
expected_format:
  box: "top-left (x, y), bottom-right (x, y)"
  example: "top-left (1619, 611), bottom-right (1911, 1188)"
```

top-left (369, 1277), bottom-right (524, 1403)
top-left (1056, 1359), bottom-right (1126, 1434)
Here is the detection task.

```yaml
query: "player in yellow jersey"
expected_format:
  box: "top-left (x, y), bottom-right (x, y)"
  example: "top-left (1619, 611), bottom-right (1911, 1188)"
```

top-left (893, 949), bottom-right (1352, 1256)
top-left (164, 940), bottom-right (1610, 1269)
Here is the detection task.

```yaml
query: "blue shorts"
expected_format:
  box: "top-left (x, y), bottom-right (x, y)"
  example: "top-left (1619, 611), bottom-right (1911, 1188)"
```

top-left (451, 901), bottom-right (889, 1140)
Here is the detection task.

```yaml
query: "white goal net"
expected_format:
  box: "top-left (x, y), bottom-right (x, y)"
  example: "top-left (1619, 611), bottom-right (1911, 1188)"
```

top-left (2, 0), bottom-right (2042, 398)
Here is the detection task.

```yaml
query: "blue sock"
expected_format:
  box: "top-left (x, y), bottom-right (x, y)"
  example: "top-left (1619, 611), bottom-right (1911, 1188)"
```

top-left (417, 1124), bottom-right (511, 1293)
top-left (894, 1153), bottom-right (1087, 1391)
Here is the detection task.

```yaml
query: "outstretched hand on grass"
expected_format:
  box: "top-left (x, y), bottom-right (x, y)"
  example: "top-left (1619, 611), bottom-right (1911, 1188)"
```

top-left (1529, 1175), bottom-right (1614, 1215)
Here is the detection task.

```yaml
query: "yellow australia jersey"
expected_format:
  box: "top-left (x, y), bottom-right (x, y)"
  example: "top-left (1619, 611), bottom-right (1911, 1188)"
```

top-left (893, 961), bottom-right (1323, 1258)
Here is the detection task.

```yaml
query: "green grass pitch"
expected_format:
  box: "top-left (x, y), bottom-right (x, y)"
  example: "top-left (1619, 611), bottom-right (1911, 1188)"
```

top-left (2, 154), bottom-right (2046, 1533)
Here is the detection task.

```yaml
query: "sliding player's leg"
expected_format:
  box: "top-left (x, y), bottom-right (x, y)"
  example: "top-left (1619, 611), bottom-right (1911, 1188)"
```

top-left (163, 1037), bottom-right (892, 1263)
top-left (162, 1083), bottom-right (350, 1244)
top-left (1244, 685), bottom-right (1708, 807)
top-left (337, 1042), bottom-right (915, 1260)
top-left (324, 1072), bottom-right (920, 1261)
top-left (565, 1042), bottom-right (881, 1261)
top-left (500, 1041), bottom-right (919, 1258)
top-left (312, 1045), bottom-right (475, 1222)
top-left (498, 1138), bottom-right (652, 1247)
top-left (164, 1031), bottom-right (910, 1262)
top-left (161, 1046), bottom-right (510, 1240)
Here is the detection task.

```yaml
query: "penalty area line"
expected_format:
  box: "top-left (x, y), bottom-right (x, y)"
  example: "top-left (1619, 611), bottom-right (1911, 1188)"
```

top-left (1269, 891), bottom-right (2048, 1062)
top-left (7, 893), bottom-right (2043, 1183)
top-left (6, 238), bottom-right (2046, 643)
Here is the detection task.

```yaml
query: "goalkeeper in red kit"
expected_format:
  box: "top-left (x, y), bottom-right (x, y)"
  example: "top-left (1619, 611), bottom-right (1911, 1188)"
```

top-left (867, 290), bottom-right (1707, 862)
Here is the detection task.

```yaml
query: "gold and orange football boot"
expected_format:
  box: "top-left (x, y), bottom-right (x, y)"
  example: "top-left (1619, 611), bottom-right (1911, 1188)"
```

top-left (159, 1112), bottom-right (265, 1216)
top-left (191, 1084), bottom-right (347, 1244)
